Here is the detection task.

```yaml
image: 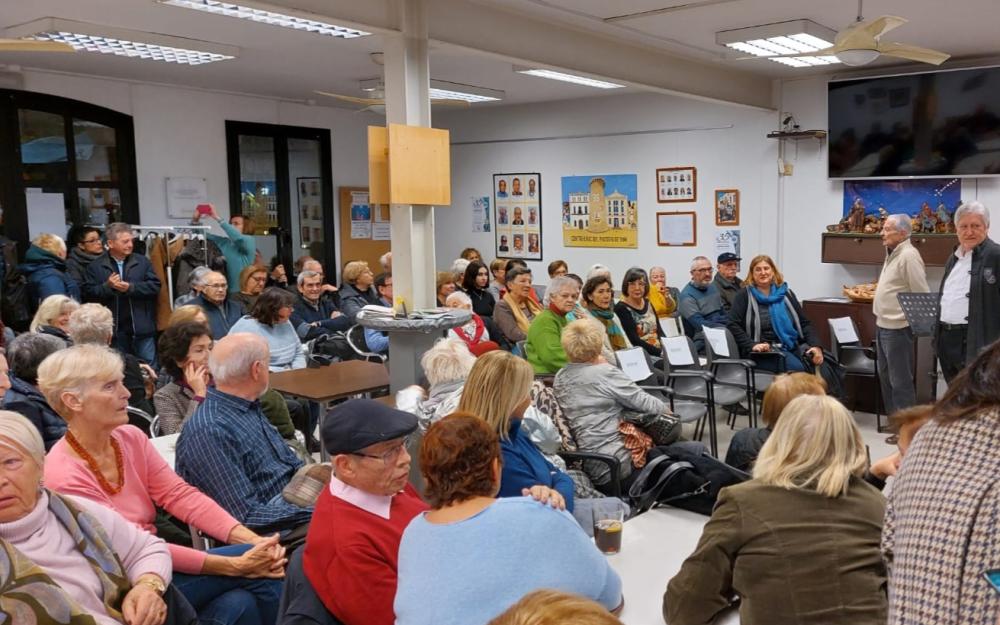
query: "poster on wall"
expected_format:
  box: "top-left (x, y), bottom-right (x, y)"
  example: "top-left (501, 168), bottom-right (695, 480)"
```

top-left (350, 190), bottom-right (372, 239)
top-left (472, 196), bottom-right (491, 233)
top-left (493, 173), bottom-right (542, 260)
top-left (714, 229), bottom-right (741, 260)
top-left (562, 174), bottom-right (638, 248)
top-left (842, 178), bottom-right (960, 233)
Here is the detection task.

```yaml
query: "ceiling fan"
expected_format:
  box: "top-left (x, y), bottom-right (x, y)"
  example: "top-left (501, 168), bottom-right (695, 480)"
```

top-left (773, 0), bottom-right (950, 66)
top-left (0, 39), bottom-right (75, 53)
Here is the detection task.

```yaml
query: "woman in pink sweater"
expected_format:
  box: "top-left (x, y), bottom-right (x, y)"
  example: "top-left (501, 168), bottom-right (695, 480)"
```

top-left (39, 344), bottom-right (285, 625)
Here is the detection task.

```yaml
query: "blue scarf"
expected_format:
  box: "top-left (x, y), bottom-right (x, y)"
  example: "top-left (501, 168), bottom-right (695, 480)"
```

top-left (749, 283), bottom-right (798, 350)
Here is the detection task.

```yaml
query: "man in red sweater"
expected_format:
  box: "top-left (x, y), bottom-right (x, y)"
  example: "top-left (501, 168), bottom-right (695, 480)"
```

top-left (302, 399), bottom-right (427, 625)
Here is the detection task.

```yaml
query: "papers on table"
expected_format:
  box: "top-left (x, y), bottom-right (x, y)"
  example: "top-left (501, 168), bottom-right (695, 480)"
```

top-left (616, 347), bottom-right (652, 381)
top-left (830, 316), bottom-right (859, 344)
top-left (702, 326), bottom-right (730, 357)
top-left (662, 336), bottom-right (694, 366)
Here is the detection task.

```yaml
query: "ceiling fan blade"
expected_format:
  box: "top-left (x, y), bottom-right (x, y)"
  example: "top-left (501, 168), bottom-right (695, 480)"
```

top-left (313, 91), bottom-right (383, 106)
top-left (878, 42), bottom-right (950, 65)
top-left (430, 99), bottom-right (471, 107)
top-left (0, 39), bottom-right (76, 52)
top-left (856, 15), bottom-right (908, 40)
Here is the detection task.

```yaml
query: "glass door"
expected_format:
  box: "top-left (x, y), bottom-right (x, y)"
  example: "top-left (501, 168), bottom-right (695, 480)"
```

top-left (235, 134), bottom-right (280, 268)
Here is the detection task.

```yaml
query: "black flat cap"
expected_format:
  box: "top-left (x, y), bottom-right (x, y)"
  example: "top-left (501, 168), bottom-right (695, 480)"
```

top-left (717, 252), bottom-right (741, 264)
top-left (321, 399), bottom-right (418, 455)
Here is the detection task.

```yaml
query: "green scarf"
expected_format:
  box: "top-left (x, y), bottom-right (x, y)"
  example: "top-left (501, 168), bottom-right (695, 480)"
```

top-left (0, 490), bottom-right (131, 624)
top-left (586, 305), bottom-right (629, 351)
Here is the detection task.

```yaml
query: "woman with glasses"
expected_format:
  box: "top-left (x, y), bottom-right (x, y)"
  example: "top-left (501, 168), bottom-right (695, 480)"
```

top-left (231, 264), bottom-right (269, 312)
top-left (66, 225), bottom-right (105, 285)
top-left (525, 276), bottom-right (579, 374)
top-left (614, 267), bottom-right (664, 358)
top-left (493, 266), bottom-right (542, 346)
top-left (568, 274), bottom-right (632, 366)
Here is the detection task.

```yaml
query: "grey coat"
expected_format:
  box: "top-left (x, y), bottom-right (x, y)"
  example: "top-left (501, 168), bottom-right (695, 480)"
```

top-left (552, 362), bottom-right (667, 486)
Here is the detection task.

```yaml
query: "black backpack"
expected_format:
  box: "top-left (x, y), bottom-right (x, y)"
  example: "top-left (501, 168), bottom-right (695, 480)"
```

top-left (1, 264), bottom-right (32, 332)
top-left (627, 443), bottom-right (750, 516)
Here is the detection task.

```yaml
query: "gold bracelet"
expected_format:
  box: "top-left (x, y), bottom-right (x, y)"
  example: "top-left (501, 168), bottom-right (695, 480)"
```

top-left (137, 577), bottom-right (165, 596)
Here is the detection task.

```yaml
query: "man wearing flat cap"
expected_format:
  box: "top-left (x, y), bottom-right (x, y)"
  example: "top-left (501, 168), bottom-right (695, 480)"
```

top-left (713, 252), bottom-right (742, 312)
top-left (302, 399), bottom-right (427, 625)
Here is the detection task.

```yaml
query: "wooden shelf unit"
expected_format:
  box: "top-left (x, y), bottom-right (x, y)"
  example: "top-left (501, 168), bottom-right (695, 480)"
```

top-left (821, 233), bottom-right (957, 266)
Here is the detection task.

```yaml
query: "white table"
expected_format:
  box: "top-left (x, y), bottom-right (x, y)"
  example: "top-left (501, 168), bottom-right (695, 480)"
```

top-left (607, 507), bottom-right (739, 625)
top-left (149, 433), bottom-right (179, 469)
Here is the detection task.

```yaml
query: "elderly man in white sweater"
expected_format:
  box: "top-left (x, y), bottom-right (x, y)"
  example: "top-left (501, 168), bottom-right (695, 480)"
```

top-left (873, 214), bottom-right (929, 414)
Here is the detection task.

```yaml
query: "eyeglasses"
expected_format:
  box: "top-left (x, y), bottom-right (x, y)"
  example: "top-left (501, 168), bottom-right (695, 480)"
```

top-left (350, 436), bottom-right (411, 466)
top-left (250, 276), bottom-right (267, 283)
top-left (205, 283), bottom-right (228, 290)
top-left (81, 237), bottom-right (102, 245)
top-left (693, 267), bottom-right (713, 273)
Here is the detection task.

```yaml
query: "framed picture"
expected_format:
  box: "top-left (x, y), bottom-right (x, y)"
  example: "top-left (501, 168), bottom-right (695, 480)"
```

top-left (656, 212), bottom-right (697, 246)
top-left (657, 166), bottom-right (697, 203)
top-left (493, 173), bottom-right (542, 260)
top-left (714, 189), bottom-right (739, 225)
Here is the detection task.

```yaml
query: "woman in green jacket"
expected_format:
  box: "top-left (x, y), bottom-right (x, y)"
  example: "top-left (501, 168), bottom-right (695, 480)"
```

top-left (525, 276), bottom-right (579, 374)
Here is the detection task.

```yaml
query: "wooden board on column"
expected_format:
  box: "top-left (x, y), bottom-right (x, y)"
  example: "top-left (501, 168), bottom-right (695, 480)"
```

top-left (338, 186), bottom-right (390, 275)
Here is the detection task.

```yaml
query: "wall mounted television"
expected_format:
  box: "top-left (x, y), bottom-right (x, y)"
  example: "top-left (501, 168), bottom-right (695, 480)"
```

top-left (828, 65), bottom-right (1000, 179)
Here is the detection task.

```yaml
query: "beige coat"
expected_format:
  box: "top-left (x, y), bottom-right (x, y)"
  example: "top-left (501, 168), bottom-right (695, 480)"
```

top-left (873, 238), bottom-right (929, 329)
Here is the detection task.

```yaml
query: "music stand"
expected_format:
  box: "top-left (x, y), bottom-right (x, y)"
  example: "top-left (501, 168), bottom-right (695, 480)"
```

top-left (897, 292), bottom-right (940, 401)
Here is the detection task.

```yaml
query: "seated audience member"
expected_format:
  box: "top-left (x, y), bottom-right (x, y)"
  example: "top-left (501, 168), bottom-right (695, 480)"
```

top-left (548, 260), bottom-right (569, 278)
top-left (488, 589), bottom-right (624, 625)
top-left (460, 247), bottom-right (482, 263)
top-left (196, 271), bottom-right (244, 340)
top-left (0, 411), bottom-right (186, 625)
top-left (396, 338), bottom-right (476, 430)
top-left (2, 332), bottom-right (67, 449)
top-left (360, 273), bottom-right (394, 356)
top-left (290, 255), bottom-right (314, 286)
top-left (461, 260), bottom-right (496, 318)
top-left (568, 275), bottom-right (631, 366)
top-left (445, 291), bottom-right (498, 356)
top-left (436, 271), bottom-right (457, 307)
top-left (339, 261), bottom-right (379, 322)
top-left (882, 342), bottom-right (1000, 625)
top-left (174, 266), bottom-right (212, 308)
top-left (302, 400), bottom-right (427, 625)
top-left (0, 354), bottom-right (9, 400)
top-left (864, 404), bottom-right (932, 491)
top-left (19, 233), bottom-right (81, 306)
top-left (65, 225), bottom-right (104, 286)
top-left (176, 334), bottom-right (313, 537)
top-left (665, 395), bottom-right (886, 625)
top-left (502, 259), bottom-right (541, 303)
top-left (300, 259), bottom-right (339, 301)
top-left (191, 204), bottom-right (256, 293)
top-left (614, 267), bottom-right (664, 358)
top-left (154, 322), bottom-right (213, 434)
top-left (713, 253), bottom-right (742, 312)
top-left (647, 265), bottom-right (680, 320)
top-left (40, 345), bottom-right (286, 625)
top-left (553, 319), bottom-right (680, 492)
top-left (379, 251), bottom-right (392, 273)
top-left (394, 414), bottom-right (623, 625)
top-left (231, 264), bottom-right (269, 312)
top-left (268, 256), bottom-right (289, 289)
top-left (83, 222), bottom-right (160, 365)
top-left (525, 276), bottom-right (579, 374)
top-left (724, 372), bottom-right (827, 471)
top-left (727, 255), bottom-right (825, 375)
top-left (169, 304), bottom-right (210, 328)
top-left (678, 256), bottom-right (729, 338)
top-left (68, 303), bottom-right (157, 419)
top-left (290, 270), bottom-right (350, 341)
top-left (231, 288), bottom-right (306, 371)
top-left (30, 294), bottom-right (79, 342)
top-left (586, 263), bottom-right (612, 282)
top-left (488, 258), bottom-right (506, 301)
top-left (450, 259), bottom-right (470, 284)
top-left (493, 266), bottom-right (542, 346)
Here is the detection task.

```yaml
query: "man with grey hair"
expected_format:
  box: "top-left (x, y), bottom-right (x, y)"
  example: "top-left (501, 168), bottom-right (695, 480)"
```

top-left (83, 222), bottom-right (160, 366)
top-left (194, 270), bottom-right (244, 340)
top-left (936, 201), bottom-right (1000, 382)
top-left (679, 255), bottom-right (729, 340)
top-left (874, 214), bottom-right (929, 412)
top-left (291, 269), bottom-right (349, 342)
top-left (2, 332), bottom-right (67, 449)
top-left (176, 333), bottom-right (313, 537)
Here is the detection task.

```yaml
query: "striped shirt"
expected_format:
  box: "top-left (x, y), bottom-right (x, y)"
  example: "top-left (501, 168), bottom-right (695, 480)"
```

top-left (175, 387), bottom-right (311, 530)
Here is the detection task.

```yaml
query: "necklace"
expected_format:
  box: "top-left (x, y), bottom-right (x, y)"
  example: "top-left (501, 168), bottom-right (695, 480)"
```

top-left (65, 430), bottom-right (124, 495)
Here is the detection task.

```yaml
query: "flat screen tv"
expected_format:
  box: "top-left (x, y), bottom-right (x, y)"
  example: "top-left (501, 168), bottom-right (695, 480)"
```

top-left (828, 66), bottom-right (1000, 179)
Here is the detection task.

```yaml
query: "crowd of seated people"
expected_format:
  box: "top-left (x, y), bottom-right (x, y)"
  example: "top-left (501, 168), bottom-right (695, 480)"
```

top-left (3, 214), bottom-right (1000, 625)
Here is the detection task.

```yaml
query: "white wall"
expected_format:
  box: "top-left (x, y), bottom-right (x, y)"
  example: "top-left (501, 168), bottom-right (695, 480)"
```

top-left (777, 75), bottom-right (1000, 299)
top-left (436, 92), bottom-right (779, 287)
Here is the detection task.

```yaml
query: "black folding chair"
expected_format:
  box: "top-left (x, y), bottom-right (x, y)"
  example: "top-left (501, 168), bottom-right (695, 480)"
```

top-left (829, 318), bottom-right (883, 430)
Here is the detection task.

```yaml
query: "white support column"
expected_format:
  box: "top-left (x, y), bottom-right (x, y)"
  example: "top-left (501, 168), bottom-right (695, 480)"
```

top-left (383, 0), bottom-right (438, 392)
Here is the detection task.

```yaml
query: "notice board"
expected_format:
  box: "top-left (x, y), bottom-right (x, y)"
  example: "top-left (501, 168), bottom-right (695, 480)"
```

top-left (338, 186), bottom-right (390, 274)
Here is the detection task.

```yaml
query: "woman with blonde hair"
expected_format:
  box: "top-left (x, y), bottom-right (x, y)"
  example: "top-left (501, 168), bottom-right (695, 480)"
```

top-left (231, 264), bottom-right (268, 312)
top-left (19, 232), bottom-right (80, 305)
top-left (665, 394), bottom-right (886, 625)
top-left (168, 304), bottom-right (210, 328)
top-left (339, 260), bottom-right (379, 322)
top-left (488, 590), bottom-right (623, 625)
top-left (30, 293), bottom-right (79, 341)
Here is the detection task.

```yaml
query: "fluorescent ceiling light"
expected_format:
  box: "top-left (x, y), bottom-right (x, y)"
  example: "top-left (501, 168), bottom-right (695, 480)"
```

top-left (6, 18), bottom-right (237, 65)
top-left (717, 19), bottom-right (839, 68)
top-left (358, 78), bottom-right (503, 103)
top-left (158, 0), bottom-right (370, 39)
top-left (514, 67), bottom-right (624, 89)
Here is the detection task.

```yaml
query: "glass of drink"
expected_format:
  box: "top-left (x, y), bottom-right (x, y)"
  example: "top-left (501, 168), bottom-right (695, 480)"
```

top-left (592, 507), bottom-right (624, 555)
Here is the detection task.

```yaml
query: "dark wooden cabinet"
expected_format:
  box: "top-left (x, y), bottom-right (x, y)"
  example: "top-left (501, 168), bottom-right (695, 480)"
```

top-left (822, 233), bottom-right (957, 266)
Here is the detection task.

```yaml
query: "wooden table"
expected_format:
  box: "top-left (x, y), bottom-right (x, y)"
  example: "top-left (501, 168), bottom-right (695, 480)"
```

top-left (269, 361), bottom-right (390, 404)
top-left (609, 508), bottom-right (739, 625)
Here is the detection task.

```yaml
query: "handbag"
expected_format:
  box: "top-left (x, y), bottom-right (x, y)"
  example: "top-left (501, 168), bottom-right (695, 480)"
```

top-left (642, 413), bottom-right (682, 446)
top-left (626, 443), bottom-right (750, 515)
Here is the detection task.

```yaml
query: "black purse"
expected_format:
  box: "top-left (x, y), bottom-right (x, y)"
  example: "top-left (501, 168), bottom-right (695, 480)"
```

top-left (642, 413), bottom-right (682, 446)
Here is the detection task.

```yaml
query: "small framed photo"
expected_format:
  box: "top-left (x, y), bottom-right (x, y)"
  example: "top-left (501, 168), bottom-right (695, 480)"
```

top-left (714, 189), bottom-right (739, 226)
top-left (656, 211), bottom-right (697, 247)
top-left (657, 166), bottom-right (697, 203)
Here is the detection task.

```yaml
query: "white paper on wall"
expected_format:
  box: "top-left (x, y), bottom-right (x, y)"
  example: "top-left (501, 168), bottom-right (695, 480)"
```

top-left (25, 189), bottom-right (67, 241)
top-left (703, 326), bottom-right (730, 357)
top-left (165, 177), bottom-right (208, 219)
top-left (616, 347), bottom-right (652, 381)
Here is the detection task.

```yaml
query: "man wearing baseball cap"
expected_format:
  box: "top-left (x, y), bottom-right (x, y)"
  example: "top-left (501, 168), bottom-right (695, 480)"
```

top-left (302, 399), bottom-right (427, 625)
top-left (713, 252), bottom-right (743, 312)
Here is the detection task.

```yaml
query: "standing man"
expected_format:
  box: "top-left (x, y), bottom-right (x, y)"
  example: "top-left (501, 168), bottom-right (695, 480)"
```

top-left (713, 253), bottom-right (742, 312)
top-left (83, 222), bottom-right (160, 365)
top-left (873, 214), bottom-right (929, 413)
top-left (937, 201), bottom-right (1000, 382)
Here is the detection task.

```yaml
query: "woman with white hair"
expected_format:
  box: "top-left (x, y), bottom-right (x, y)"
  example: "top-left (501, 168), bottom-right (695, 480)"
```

top-left (41, 345), bottom-right (286, 625)
top-left (664, 394), bottom-right (886, 625)
top-left (444, 291), bottom-right (498, 355)
top-left (18, 232), bottom-right (80, 306)
top-left (30, 293), bottom-right (79, 342)
top-left (0, 410), bottom-right (189, 624)
top-left (396, 337), bottom-right (478, 431)
top-left (525, 275), bottom-right (580, 374)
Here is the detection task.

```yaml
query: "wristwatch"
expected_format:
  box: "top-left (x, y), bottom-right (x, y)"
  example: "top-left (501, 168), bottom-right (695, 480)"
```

top-left (137, 577), bottom-right (166, 596)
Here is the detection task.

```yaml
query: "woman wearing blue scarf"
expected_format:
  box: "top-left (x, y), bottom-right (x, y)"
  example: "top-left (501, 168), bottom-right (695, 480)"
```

top-left (726, 255), bottom-right (824, 374)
